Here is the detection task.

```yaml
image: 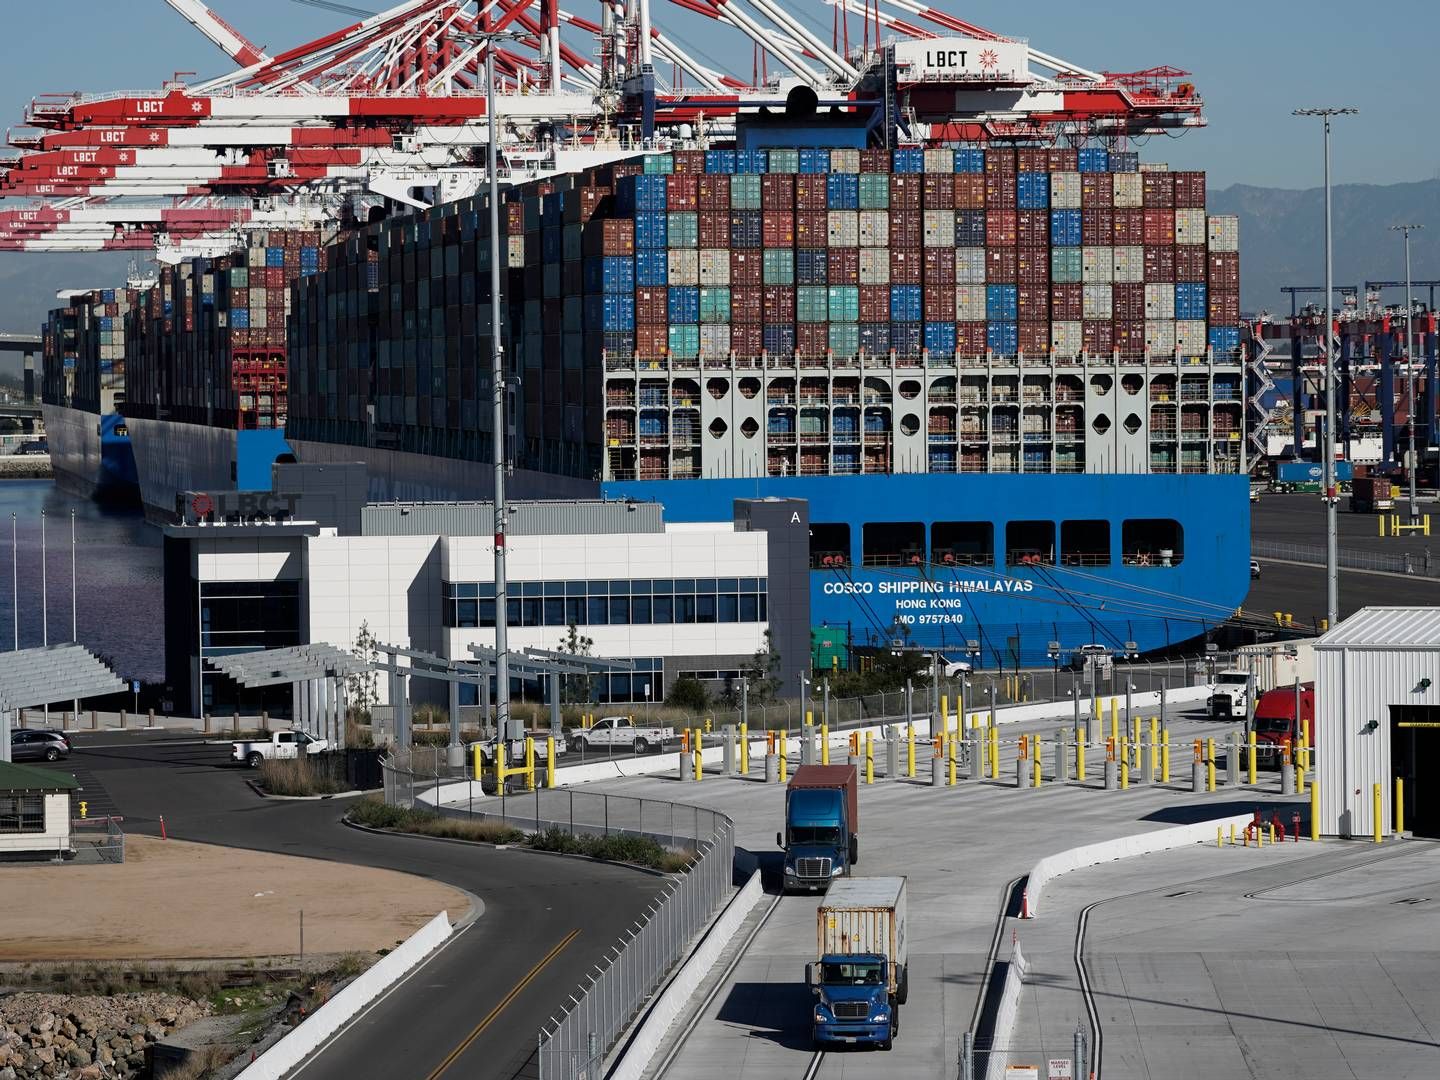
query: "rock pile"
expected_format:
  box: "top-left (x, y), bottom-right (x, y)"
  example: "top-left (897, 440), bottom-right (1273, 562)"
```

top-left (0, 993), bottom-right (210, 1078)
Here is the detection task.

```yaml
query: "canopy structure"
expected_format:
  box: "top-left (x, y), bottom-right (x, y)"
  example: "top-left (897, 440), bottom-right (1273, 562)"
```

top-left (0, 644), bottom-right (128, 762)
top-left (207, 644), bottom-right (373, 747)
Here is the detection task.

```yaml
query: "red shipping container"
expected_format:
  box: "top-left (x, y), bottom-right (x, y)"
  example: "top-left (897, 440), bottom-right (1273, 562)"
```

top-left (985, 148), bottom-right (1017, 173)
top-left (796, 210), bottom-right (828, 248)
top-left (890, 174), bottom-right (922, 209)
top-left (1017, 287), bottom-right (1049, 322)
top-left (986, 248), bottom-right (1018, 282)
top-left (891, 248), bottom-right (923, 284)
top-left (698, 174), bottom-right (730, 210)
top-left (795, 175), bottom-right (828, 210)
top-left (860, 149), bottom-right (889, 173)
top-left (1141, 172), bottom-right (1175, 208)
top-left (1173, 171), bottom-right (1206, 209)
top-left (1143, 245), bottom-right (1175, 282)
top-left (1048, 148), bottom-right (1079, 172)
top-left (923, 247), bottom-right (956, 284)
top-left (763, 285), bottom-right (796, 323)
top-left (732, 323), bottom-right (763, 355)
top-left (958, 322), bottom-right (987, 355)
top-left (1017, 211), bottom-right (1048, 246)
top-left (797, 323), bottom-right (828, 355)
top-left (762, 212), bottom-right (795, 249)
top-left (1142, 209), bottom-right (1175, 246)
top-left (986, 209), bottom-right (1018, 246)
top-left (1082, 320), bottom-right (1114, 355)
top-left (1016, 148), bottom-right (1047, 172)
top-left (761, 174), bottom-right (795, 209)
top-left (1113, 208), bottom-right (1145, 246)
top-left (986, 173), bottom-right (1018, 208)
top-left (1114, 320), bottom-right (1145, 354)
top-left (1176, 245), bottom-right (1208, 280)
top-left (1018, 321), bottom-right (1049, 354)
top-left (1210, 291), bottom-right (1240, 324)
top-left (1208, 252), bottom-right (1240, 290)
top-left (636, 324), bottom-right (668, 356)
top-left (828, 247), bottom-right (860, 285)
top-left (1081, 173), bottom-right (1113, 208)
top-left (1051, 283), bottom-right (1083, 321)
top-left (859, 285), bottom-right (890, 321)
top-left (667, 174), bottom-right (699, 210)
top-left (732, 286), bottom-right (764, 322)
top-left (1082, 209), bottom-right (1114, 246)
top-left (731, 250), bottom-right (763, 285)
top-left (954, 174), bottom-right (986, 210)
top-left (922, 175), bottom-right (955, 209)
top-left (699, 212), bottom-right (729, 247)
top-left (890, 211), bottom-right (922, 247)
top-left (1113, 283), bottom-right (1146, 321)
top-left (1017, 246), bottom-right (1050, 285)
top-left (673, 149), bottom-right (705, 173)
top-left (922, 285), bottom-right (951, 321)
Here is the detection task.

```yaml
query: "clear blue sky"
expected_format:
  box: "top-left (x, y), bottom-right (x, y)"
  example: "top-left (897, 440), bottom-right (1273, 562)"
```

top-left (2, 0), bottom-right (1436, 190)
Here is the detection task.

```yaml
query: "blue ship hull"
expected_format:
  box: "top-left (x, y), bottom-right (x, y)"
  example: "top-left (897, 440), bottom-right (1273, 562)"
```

top-left (98, 412), bottom-right (139, 495)
top-left (602, 473), bottom-right (1251, 667)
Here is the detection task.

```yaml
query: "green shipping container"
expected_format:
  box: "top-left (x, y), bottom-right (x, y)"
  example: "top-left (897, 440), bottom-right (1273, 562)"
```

top-left (811, 626), bottom-right (848, 672)
top-left (699, 286), bottom-right (732, 323)
top-left (667, 212), bottom-right (699, 248)
top-left (768, 148), bottom-right (800, 173)
top-left (230, 267), bottom-right (249, 287)
top-left (827, 285), bottom-right (860, 322)
top-left (643, 154), bottom-right (675, 174)
top-left (797, 286), bottom-right (829, 322)
top-left (858, 174), bottom-right (890, 209)
top-left (762, 249), bottom-right (795, 284)
top-left (1051, 247), bottom-right (1083, 284)
top-left (730, 174), bottom-right (761, 210)
top-left (828, 322), bottom-right (860, 355)
top-left (668, 324), bottom-right (699, 357)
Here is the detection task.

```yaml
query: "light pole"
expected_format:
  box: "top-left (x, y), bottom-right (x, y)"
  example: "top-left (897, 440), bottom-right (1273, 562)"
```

top-left (1294, 107), bottom-right (1357, 628)
top-left (1392, 223), bottom-right (1424, 521)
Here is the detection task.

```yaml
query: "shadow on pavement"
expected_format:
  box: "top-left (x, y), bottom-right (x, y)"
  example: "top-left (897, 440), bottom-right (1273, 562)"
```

top-left (1141, 798), bottom-right (1305, 825)
top-left (716, 982), bottom-right (813, 1050)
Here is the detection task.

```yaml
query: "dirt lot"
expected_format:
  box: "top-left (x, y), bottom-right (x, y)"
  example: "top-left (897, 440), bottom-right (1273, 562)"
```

top-left (0, 835), bottom-right (471, 962)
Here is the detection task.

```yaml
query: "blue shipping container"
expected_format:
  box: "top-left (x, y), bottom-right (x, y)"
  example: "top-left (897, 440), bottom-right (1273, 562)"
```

top-left (635, 212), bottom-right (668, 249)
top-left (1208, 326), bottom-right (1241, 357)
top-left (827, 173), bottom-right (859, 210)
top-left (736, 150), bottom-right (767, 174)
top-left (1110, 151), bottom-right (1139, 173)
top-left (1276, 461), bottom-right (1354, 483)
top-left (798, 148), bottom-right (830, 174)
top-left (893, 149), bottom-right (924, 173)
top-left (987, 321), bottom-right (1019, 354)
top-left (954, 148), bottom-right (985, 174)
top-left (797, 249), bottom-right (829, 285)
top-left (891, 285), bottom-right (922, 322)
top-left (730, 212), bottom-right (762, 247)
top-left (1017, 172), bottom-right (1050, 210)
top-left (668, 286), bottom-right (700, 323)
top-left (583, 256), bottom-right (635, 294)
top-left (618, 174), bottom-right (668, 213)
top-left (859, 323), bottom-right (889, 353)
top-left (1077, 148), bottom-right (1110, 173)
top-left (1050, 210), bottom-right (1082, 247)
top-left (1175, 282), bottom-right (1208, 321)
top-left (986, 284), bottom-right (1018, 321)
top-left (705, 150), bottom-right (737, 174)
top-left (763, 325), bottom-right (796, 354)
top-left (956, 210), bottom-right (986, 246)
top-left (636, 250), bottom-right (668, 287)
top-left (231, 308), bottom-right (250, 328)
top-left (892, 322), bottom-right (922, 354)
top-left (924, 322), bottom-right (957, 354)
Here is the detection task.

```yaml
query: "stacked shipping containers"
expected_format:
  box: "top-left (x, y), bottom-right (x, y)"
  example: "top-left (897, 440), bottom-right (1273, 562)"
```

top-left (41, 289), bottom-right (136, 414)
top-left (124, 230), bottom-right (324, 430)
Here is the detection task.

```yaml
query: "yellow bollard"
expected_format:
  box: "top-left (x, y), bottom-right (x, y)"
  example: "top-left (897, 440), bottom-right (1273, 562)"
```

top-left (1373, 783), bottom-right (1382, 843)
top-left (821, 723), bottom-right (830, 765)
top-left (1119, 736), bottom-right (1129, 789)
top-left (941, 694), bottom-right (949, 734)
top-left (1247, 730), bottom-right (1257, 786)
top-left (1257, 822), bottom-right (1264, 848)
top-left (906, 722), bottom-right (915, 778)
top-left (1148, 717), bottom-right (1159, 776)
top-left (864, 731), bottom-right (874, 784)
top-left (79, 801), bottom-right (88, 820)
top-left (1311, 781), bottom-right (1320, 841)
top-left (496, 742), bottom-right (508, 792)
top-left (948, 731), bottom-right (957, 786)
top-left (1268, 822), bottom-right (1276, 845)
top-left (1229, 823), bottom-right (1237, 846)
top-left (472, 743), bottom-right (485, 781)
top-left (525, 737), bottom-right (536, 792)
top-left (1217, 826), bottom-right (1223, 848)
top-left (546, 737), bottom-right (556, 788)
top-left (1397, 777), bottom-right (1405, 835)
top-left (739, 722), bottom-right (749, 775)
top-left (695, 736), bottom-right (703, 781)
top-left (705, 717), bottom-right (712, 734)
top-left (778, 737), bottom-right (787, 784)
top-left (1379, 514), bottom-right (1385, 538)
top-left (988, 724), bottom-right (999, 779)
top-left (1109, 699), bottom-right (1118, 746)
top-left (1033, 747), bottom-right (1042, 788)
top-left (1206, 737), bottom-right (1216, 793)
top-left (1077, 725), bottom-right (1087, 783)
top-left (1161, 728), bottom-right (1170, 784)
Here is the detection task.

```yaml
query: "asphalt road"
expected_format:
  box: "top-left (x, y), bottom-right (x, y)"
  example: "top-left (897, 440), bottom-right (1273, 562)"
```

top-left (1254, 491), bottom-right (1438, 558)
top-left (43, 733), bottom-right (664, 1080)
top-left (1245, 556), bottom-right (1440, 630)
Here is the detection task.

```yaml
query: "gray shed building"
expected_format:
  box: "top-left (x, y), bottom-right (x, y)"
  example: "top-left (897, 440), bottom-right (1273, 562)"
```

top-left (1314, 607), bottom-right (1440, 839)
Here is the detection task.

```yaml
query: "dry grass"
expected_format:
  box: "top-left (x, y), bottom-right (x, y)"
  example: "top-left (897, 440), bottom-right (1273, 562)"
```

top-left (257, 756), bottom-right (346, 797)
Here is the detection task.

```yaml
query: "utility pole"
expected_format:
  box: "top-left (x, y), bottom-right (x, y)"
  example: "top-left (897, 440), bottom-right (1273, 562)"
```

top-left (487, 39), bottom-right (513, 742)
top-left (1392, 224), bottom-right (1424, 522)
top-left (1294, 106), bottom-right (1357, 629)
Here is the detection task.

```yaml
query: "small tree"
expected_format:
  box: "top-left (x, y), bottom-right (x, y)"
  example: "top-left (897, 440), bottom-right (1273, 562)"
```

top-left (666, 674), bottom-right (710, 713)
top-left (347, 620), bottom-right (380, 719)
top-left (733, 628), bottom-right (785, 705)
top-left (556, 624), bottom-right (597, 704)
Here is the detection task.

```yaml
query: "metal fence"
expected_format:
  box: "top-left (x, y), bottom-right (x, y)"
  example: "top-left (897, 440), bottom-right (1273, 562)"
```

top-left (1253, 539), bottom-right (1440, 578)
top-left (69, 817), bottom-right (124, 864)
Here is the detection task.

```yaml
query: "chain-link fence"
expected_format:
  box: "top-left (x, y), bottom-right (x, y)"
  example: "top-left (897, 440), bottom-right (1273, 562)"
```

top-left (69, 817), bottom-right (124, 864)
top-left (1254, 538), bottom-right (1440, 578)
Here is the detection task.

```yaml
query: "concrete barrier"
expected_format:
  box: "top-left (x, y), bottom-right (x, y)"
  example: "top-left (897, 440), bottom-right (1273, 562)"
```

top-left (234, 910), bottom-right (454, 1080)
top-left (983, 941), bottom-right (1029, 1080)
top-left (606, 871), bottom-right (764, 1080)
top-left (1020, 811), bottom-right (1254, 918)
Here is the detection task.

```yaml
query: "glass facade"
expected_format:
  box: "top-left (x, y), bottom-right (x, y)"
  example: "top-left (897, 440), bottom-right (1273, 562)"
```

top-left (199, 580), bottom-right (303, 713)
top-left (444, 578), bottom-right (768, 629)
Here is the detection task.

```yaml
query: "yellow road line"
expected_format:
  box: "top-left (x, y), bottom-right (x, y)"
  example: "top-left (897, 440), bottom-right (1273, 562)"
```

top-left (424, 927), bottom-right (581, 1080)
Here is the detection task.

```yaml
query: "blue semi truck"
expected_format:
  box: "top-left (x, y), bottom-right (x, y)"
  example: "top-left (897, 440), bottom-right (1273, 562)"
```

top-left (779, 764), bottom-right (859, 892)
top-left (809, 876), bottom-right (909, 1050)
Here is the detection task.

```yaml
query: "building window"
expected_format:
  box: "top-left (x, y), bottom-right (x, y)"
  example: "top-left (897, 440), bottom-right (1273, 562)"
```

top-left (0, 794), bottom-right (45, 833)
top-left (810, 523), bottom-right (851, 569)
top-left (1122, 520), bottom-right (1184, 567)
top-left (862, 523), bottom-right (925, 568)
top-left (932, 522), bottom-right (993, 567)
top-left (595, 658), bottom-right (663, 703)
top-left (444, 579), bottom-right (769, 628)
top-left (1061, 520), bottom-right (1111, 567)
top-left (1006, 521), bottom-right (1055, 566)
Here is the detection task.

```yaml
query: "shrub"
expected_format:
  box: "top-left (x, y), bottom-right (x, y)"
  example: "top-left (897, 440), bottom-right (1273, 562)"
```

top-left (257, 757), bottom-right (345, 797)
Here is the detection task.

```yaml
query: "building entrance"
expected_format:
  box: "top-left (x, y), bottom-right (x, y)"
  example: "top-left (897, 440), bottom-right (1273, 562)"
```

top-left (1390, 705), bottom-right (1440, 839)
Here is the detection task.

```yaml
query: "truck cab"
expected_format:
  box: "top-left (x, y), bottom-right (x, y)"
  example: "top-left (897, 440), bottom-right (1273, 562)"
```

top-left (1254, 683), bottom-right (1314, 765)
top-left (1208, 670), bottom-right (1251, 720)
top-left (809, 954), bottom-right (897, 1049)
top-left (779, 765), bottom-right (858, 892)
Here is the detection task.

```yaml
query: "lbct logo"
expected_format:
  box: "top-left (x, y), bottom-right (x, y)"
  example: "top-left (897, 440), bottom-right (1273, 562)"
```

top-left (978, 49), bottom-right (999, 70)
top-left (191, 493), bottom-right (214, 517)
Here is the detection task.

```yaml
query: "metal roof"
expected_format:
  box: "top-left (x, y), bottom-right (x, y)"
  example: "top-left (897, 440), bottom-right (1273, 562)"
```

top-left (0, 760), bottom-right (79, 791)
top-left (0, 644), bottom-right (127, 711)
top-left (361, 500), bottom-right (664, 538)
top-left (207, 644), bottom-right (371, 688)
top-left (1313, 607), bottom-right (1440, 650)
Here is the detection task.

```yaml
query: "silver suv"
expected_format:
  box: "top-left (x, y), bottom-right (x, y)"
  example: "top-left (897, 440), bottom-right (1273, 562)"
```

top-left (10, 729), bottom-right (71, 762)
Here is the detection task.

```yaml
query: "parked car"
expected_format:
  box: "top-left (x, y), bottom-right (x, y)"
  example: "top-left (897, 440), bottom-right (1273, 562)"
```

top-left (10, 728), bottom-right (70, 762)
top-left (1250, 559), bottom-right (1261, 579)
top-left (231, 730), bottom-right (328, 768)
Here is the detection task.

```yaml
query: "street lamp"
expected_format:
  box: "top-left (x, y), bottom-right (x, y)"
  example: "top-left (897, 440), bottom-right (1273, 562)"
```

top-left (1392, 224), bottom-right (1425, 522)
top-left (1293, 106), bottom-right (1358, 629)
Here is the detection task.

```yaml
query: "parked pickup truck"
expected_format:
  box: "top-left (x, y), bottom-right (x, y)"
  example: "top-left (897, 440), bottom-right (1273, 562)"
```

top-left (232, 730), bottom-right (328, 768)
top-left (809, 876), bottom-right (908, 1050)
top-left (570, 716), bottom-right (674, 755)
top-left (470, 730), bottom-right (568, 767)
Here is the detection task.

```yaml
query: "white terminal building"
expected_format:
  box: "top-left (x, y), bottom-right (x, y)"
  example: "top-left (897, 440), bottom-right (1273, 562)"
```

top-left (161, 464), bottom-right (809, 717)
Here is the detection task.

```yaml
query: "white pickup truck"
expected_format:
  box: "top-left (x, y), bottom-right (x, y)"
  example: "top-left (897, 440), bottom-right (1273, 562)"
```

top-left (470, 729), bottom-right (568, 767)
top-left (571, 716), bottom-right (675, 755)
top-left (232, 730), bottom-right (329, 768)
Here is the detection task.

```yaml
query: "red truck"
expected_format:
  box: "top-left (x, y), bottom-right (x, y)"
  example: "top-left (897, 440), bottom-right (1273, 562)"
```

top-left (1253, 683), bottom-right (1314, 766)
